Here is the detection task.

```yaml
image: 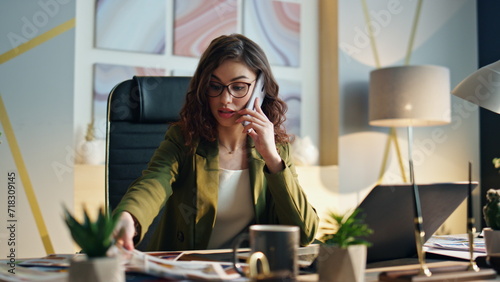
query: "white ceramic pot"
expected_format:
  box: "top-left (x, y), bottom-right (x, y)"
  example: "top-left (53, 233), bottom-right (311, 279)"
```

top-left (68, 256), bottom-right (124, 282)
top-left (317, 244), bottom-right (367, 282)
top-left (484, 227), bottom-right (500, 256)
top-left (79, 139), bottom-right (105, 165)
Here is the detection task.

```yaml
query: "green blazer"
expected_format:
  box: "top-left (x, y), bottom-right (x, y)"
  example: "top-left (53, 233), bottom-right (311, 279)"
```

top-left (115, 125), bottom-right (319, 251)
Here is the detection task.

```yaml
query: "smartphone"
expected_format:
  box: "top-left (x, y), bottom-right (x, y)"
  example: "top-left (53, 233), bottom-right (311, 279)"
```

top-left (242, 73), bottom-right (265, 126)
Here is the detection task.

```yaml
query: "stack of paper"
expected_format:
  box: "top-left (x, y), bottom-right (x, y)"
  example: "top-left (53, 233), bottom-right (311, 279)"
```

top-left (424, 234), bottom-right (486, 260)
top-left (124, 249), bottom-right (242, 280)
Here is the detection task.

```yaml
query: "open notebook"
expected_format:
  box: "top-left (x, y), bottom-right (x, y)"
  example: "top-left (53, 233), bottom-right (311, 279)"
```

top-left (358, 182), bottom-right (478, 263)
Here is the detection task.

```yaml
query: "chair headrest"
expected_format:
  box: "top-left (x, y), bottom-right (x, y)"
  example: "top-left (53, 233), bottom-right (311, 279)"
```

top-left (108, 76), bottom-right (191, 123)
top-left (135, 76), bottom-right (191, 122)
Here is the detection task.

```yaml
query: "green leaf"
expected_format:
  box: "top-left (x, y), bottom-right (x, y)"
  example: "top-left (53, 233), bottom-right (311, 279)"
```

top-left (320, 208), bottom-right (373, 248)
top-left (62, 205), bottom-right (118, 258)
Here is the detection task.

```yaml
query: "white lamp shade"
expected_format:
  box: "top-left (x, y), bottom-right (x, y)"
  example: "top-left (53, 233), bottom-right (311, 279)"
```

top-left (369, 65), bottom-right (451, 127)
top-left (452, 59), bottom-right (500, 114)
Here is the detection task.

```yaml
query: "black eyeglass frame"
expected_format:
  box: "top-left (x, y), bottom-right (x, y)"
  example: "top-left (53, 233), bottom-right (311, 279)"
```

top-left (206, 80), bottom-right (256, 98)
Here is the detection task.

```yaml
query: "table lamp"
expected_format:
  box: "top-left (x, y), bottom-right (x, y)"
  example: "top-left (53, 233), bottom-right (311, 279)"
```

top-left (369, 65), bottom-right (451, 182)
top-left (369, 65), bottom-right (451, 277)
top-left (452, 59), bottom-right (500, 115)
top-left (452, 59), bottom-right (500, 270)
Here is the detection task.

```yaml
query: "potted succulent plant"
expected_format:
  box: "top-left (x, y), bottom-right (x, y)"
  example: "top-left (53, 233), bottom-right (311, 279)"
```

top-left (483, 189), bottom-right (500, 256)
top-left (317, 208), bottom-right (373, 282)
top-left (493, 158), bottom-right (500, 173)
top-left (63, 206), bottom-right (124, 282)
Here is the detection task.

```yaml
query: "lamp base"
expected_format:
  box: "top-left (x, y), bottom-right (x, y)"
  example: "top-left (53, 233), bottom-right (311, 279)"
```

top-left (378, 261), bottom-right (496, 281)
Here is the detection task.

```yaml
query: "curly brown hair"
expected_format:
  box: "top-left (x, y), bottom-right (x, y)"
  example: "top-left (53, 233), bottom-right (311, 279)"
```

top-left (175, 34), bottom-right (289, 148)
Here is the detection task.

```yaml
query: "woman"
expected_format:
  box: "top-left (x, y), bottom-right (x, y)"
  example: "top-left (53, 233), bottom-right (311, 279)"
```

top-left (113, 34), bottom-right (318, 251)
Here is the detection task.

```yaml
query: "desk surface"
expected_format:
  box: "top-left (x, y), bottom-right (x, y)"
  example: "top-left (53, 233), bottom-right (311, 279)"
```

top-left (2, 249), bottom-right (500, 281)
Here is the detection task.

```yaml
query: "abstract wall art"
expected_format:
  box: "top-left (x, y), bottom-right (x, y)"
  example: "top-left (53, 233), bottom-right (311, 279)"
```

top-left (174, 0), bottom-right (238, 57)
top-left (244, 0), bottom-right (301, 67)
top-left (95, 0), bottom-right (166, 54)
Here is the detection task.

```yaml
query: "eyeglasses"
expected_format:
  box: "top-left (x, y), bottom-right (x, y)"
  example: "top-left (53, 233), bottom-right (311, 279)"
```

top-left (207, 80), bottom-right (255, 98)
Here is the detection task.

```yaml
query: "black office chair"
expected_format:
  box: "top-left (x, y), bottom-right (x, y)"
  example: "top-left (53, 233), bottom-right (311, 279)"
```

top-left (105, 76), bottom-right (191, 250)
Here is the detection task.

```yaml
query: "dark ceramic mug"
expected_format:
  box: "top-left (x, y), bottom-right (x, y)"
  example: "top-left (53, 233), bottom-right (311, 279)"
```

top-left (232, 224), bottom-right (299, 280)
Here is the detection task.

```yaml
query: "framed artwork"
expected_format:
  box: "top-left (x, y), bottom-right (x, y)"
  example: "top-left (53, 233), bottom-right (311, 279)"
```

top-left (244, 0), bottom-right (301, 67)
top-left (173, 0), bottom-right (238, 57)
top-left (95, 0), bottom-right (166, 54)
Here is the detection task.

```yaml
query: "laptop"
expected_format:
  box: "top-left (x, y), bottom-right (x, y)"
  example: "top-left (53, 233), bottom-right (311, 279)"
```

top-left (357, 182), bottom-right (478, 263)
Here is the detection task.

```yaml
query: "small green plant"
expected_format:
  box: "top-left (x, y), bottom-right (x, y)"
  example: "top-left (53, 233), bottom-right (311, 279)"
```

top-left (493, 158), bottom-right (500, 174)
top-left (320, 208), bottom-right (373, 248)
top-left (483, 189), bottom-right (500, 230)
top-left (63, 206), bottom-right (120, 258)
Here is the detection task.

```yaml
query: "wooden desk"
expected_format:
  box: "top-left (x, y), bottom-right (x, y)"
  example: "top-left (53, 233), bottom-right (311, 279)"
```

top-left (2, 255), bottom-right (499, 281)
top-left (366, 260), bottom-right (498, 281)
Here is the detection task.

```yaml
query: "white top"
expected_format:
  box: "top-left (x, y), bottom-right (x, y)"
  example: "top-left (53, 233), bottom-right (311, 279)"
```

top-left (207, 168), bottom-right (254, 249)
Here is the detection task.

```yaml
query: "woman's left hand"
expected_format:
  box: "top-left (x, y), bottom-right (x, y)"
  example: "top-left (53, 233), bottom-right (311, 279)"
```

top-left (237, 98), bottom-right (284, 173)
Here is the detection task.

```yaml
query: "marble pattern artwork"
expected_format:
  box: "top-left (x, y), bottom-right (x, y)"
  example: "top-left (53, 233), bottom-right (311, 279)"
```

top-left (244, 0), bottom-right (301, 67)
top-left (92, 63), bottom-right (166, 139)
top-left (95, 0), bottom-right (166, 54)
top-left (174, 0), bottom-right (238, 57)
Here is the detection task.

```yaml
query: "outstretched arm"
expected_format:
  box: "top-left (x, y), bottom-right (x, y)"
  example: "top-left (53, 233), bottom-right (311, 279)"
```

top-left (113, 211), bottom-right (139, 250)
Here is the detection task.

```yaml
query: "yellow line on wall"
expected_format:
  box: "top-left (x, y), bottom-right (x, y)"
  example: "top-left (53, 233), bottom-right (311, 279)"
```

top-left (0, 18), bottom-right (75, 64)
top-left (364, 0), bottom-right (424, 184)
top-left (405, 0), bottom-right (423, 66)
top-left (0, 95), bottom-right (55, 254)
top-left (361, 0), bottom-right (381, 68)
top-left (362, 0), bottom-right (407, 184)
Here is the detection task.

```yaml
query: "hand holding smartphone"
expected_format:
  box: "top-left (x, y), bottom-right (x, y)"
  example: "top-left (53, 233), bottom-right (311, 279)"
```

top-left (242, 73), bottom-right (265, 126)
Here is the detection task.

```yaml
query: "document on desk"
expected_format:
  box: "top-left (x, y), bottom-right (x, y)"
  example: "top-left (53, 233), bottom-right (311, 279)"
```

top-left (0, 254), bottom-right (74, 282)
top-left (126, 249), bottom-right (242, 280)
top-left (424, 234), bottom-right (486, 260)
top-left (0, 249), bottom-right (242, 281)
